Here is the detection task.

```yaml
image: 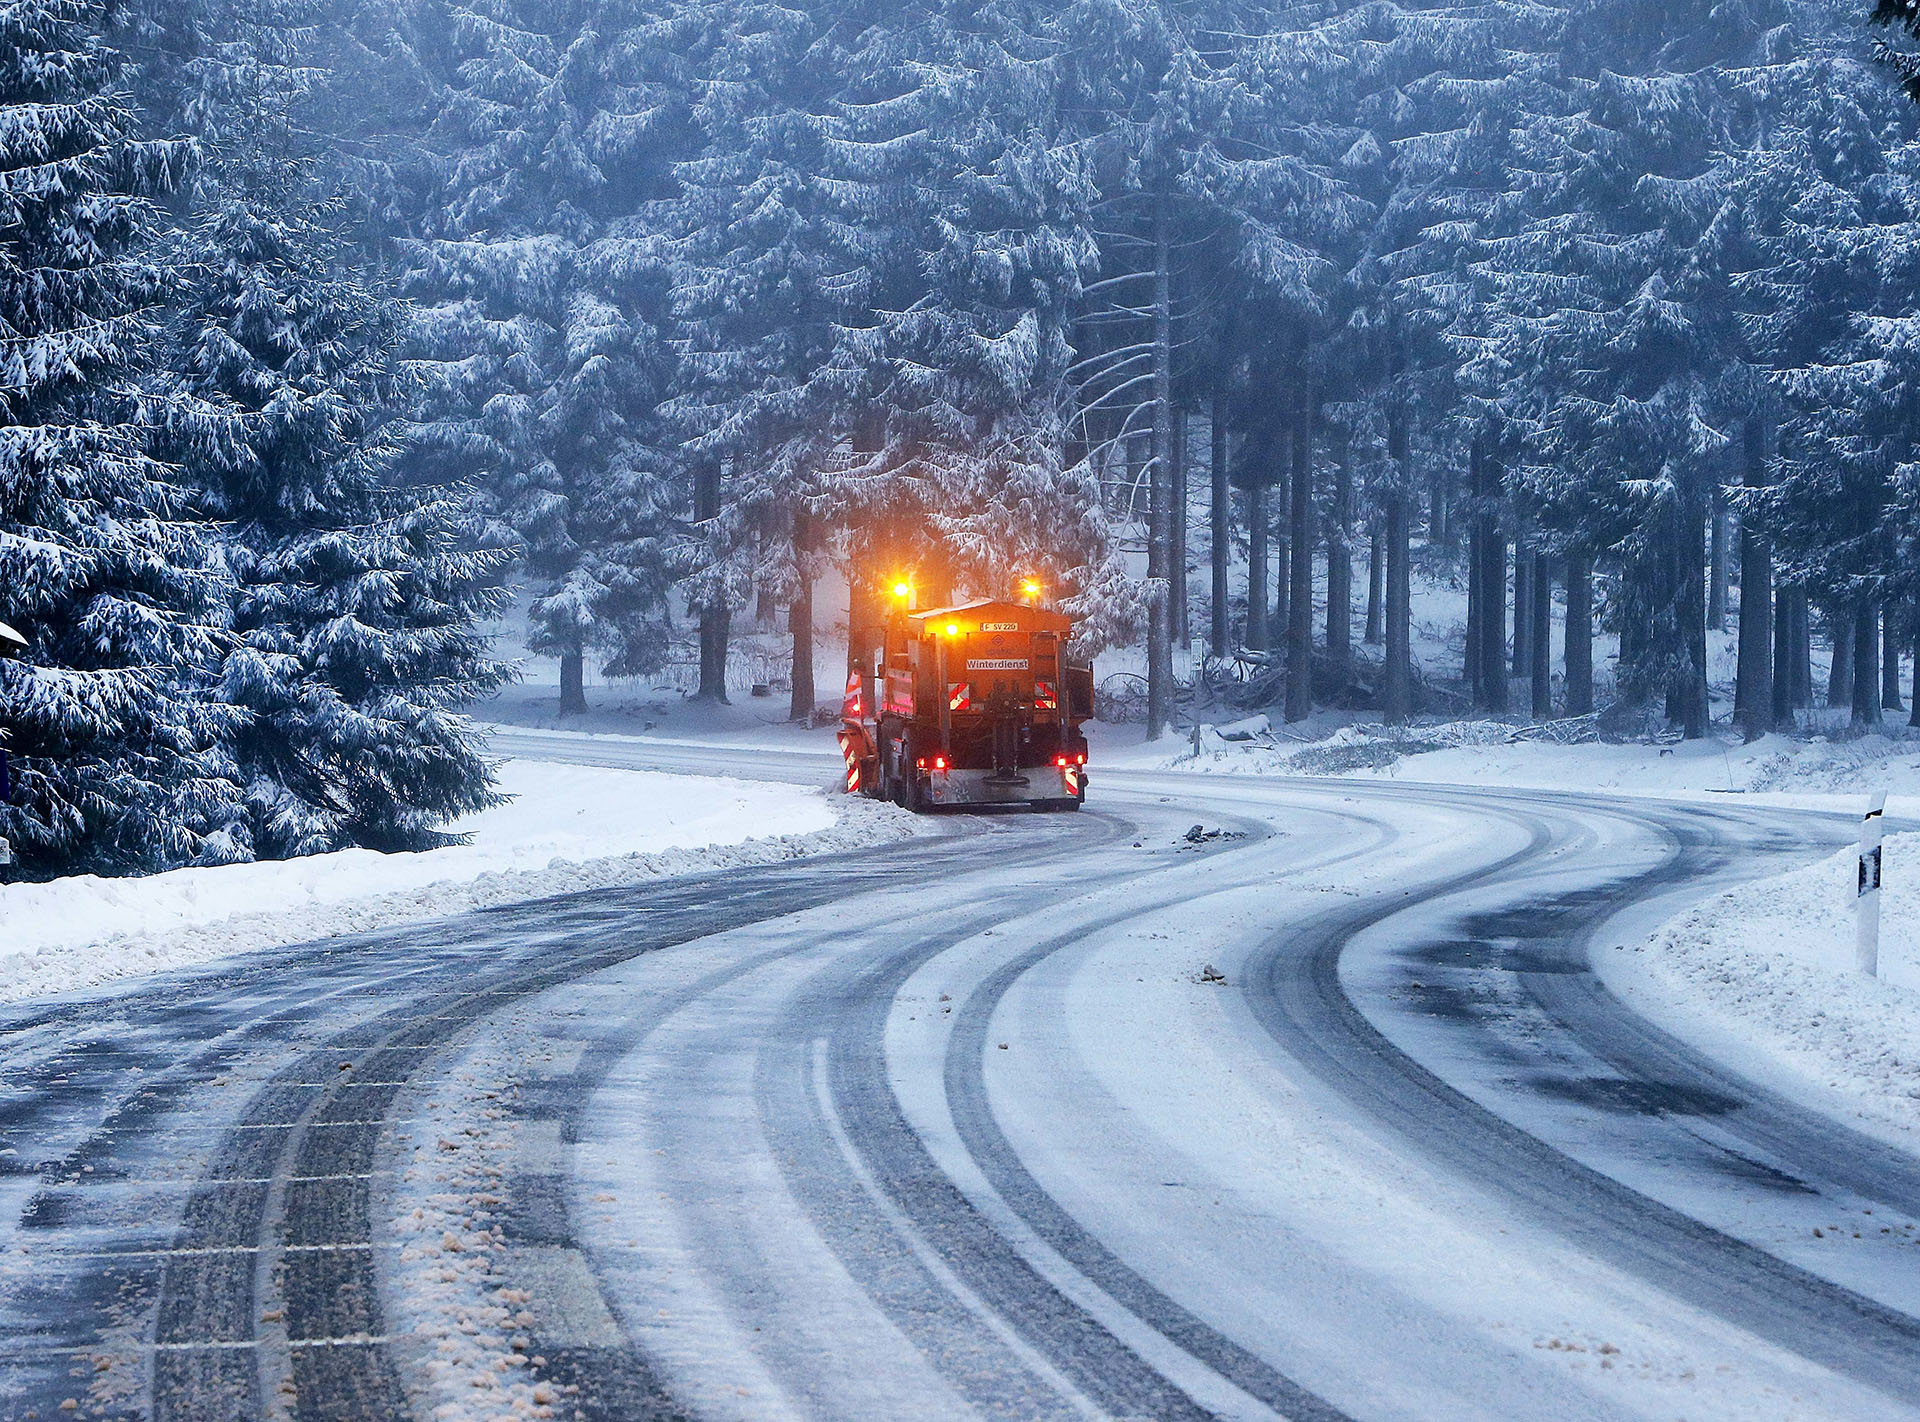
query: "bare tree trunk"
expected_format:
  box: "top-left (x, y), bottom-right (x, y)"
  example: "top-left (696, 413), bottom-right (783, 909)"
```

top-left (1884, 608), bottom-right (1903, 711)
top-left (1911, 608), bottom-right (1920, 728)
top-left (559, 650), bottom-right (587, 716)
top-left (1736, 420), bottom-right (1772, 742)
top-left (788, 510), bottom-right (815, 723)
top-left (695, 460), bottom-right (731, 703)
top-left (1285, 393), bottom-right (1314, 723)
top-left (1680, 498), bottom-right (1709, 739)
top-left (1530, 555), bottom-right (1551, 718)
top-left (1565, 555), bottom-right (1594, 715)
top-left (1145, 196), bottom-right (1174, 740)
top-left (698, 609), bottom-right (732, 702)
top-left (1828, 608), bottom-right (1854, 710)
top-left (1385, 405), bottom-right (1413, 723)
top-left (1430, 469), bottom-right (1450, 548)
top-left (1210, 398), bottom-right (1230, 658)
top-left (1735, 522), bottom-right (1772, 741)
top-left (848, 575), bottom-right (876, 670)
top-left (1246, 477), bottom-right (1268, 652)
top-left (1470, 434), bottom-right (1508, 712)
top-left (1790, 592), bottom-right (1813, 708)
top-left (1172, 406), bottom-right (1189, 651)
top-left (1771, 580), bottom-right (1793, 729)
top-left (1483, 517), bottom-right (1508, 713)
top-left (1326, 430), bottom-right (1352, 677)
top-left (1513, 546), bottom-right (1535, 685)
top-left (1852, 603), bottom-right (1881, 729)
top-left (1464, 546), bottom-right (1481, 699)
top-left (1365, 520), bottom-right (1384, 645)
top-left (1272, 429), bottom-right (1290, 646)
top-left (754, 527), bottom-right (777, 628)
top-left (1385, 492), bottom-right (1413, 723)
top-left (1708, 484), bottom-right (1729, 632)
top-left (1465, 436), bottom-right (1484, 701)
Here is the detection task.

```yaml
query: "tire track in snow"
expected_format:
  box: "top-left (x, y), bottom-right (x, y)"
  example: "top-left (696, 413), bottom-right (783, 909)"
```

top-left (933, 807), bottom-right (1399, 1422)
top-left (758, 801), bottom-right (1382, 1419)
top-left (1242, 786), bottom-right (1920, 1408)
top-left (0, 828), bottom-right (990, 1421)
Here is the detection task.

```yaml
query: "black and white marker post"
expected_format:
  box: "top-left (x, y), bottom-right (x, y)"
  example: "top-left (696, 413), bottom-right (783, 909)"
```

top-left (1857, 790), bottom-right (1888, 977)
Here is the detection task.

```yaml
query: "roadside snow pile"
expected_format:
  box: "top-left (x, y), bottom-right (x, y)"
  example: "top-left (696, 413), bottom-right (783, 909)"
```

top-left (1167, 717), bottom-right (1920, 803)
top-left (0, 761), bottom-right (918, 1005)
top-left (1178, 714), bottom-right (1600, 776)
top-left (1610, 831), bottom-right (1920, 1138)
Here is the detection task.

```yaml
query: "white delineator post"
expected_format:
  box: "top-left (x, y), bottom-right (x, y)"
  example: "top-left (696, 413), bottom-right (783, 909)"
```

top-left (1857, 790), bottom-right (1888, 977)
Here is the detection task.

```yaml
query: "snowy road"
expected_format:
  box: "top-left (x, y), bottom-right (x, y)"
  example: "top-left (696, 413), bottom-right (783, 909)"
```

top-left (3, 734), bottom-right (1919, 1419)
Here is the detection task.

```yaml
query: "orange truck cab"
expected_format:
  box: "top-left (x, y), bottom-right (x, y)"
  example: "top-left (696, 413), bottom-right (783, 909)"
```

top-left (838, 596), bottom-right (1093, 811)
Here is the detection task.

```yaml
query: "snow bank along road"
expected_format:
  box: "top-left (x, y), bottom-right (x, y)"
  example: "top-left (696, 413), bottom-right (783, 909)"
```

top-left (3, 734), bottom-right (1919, 1419)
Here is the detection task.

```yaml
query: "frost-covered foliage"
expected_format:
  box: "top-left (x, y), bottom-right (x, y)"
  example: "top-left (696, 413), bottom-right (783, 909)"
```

top-left (172, 175), bottom-right (512, 855)
top-left (0, 0), bottom-right (244, 877)
top-left (154, 0), bottom-right (510, 857)
top-left (402, 0), bottom-right (682, 697)
top-left (658, 0), bottom-right (1114, 638)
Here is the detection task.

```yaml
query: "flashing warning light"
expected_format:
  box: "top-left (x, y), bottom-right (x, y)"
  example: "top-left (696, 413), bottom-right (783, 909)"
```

top-left (1020, 579), bottom-right (1042, 600)
top-left (945, 622), bottom-right (961, 637)
top-left (892, 582), bottom-right (912, 599)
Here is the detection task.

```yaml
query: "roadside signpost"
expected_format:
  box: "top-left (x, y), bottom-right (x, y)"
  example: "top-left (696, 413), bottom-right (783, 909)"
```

top-left (1857, 790), bottom-right (1888, 977)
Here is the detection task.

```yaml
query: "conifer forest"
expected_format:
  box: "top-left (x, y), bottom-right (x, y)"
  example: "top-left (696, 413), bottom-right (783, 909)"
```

top-left (6, 0), bottom-right (1920, 878)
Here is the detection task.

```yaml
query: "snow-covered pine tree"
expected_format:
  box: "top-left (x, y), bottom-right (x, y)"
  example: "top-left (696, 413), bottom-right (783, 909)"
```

top-left (1704, 9), bottom-right (1920, 736)
top-left (177, 201), bottom-right (510, 851)
top-left (407, 0), bottom-right (681, 714)
top-left (142, 0), bottom-right (512, 857)
top-left (1478, 0), bottom-right (1749, 736)
top-left (840, 2), bottom-right (1111, 647)
top-left (656, 0), bottom-right (881, 704)
top-left (1364, 0), bottom-right (1568, 715)
top-left (1056, 0), bottom-right (1365, 732)
top-left (665, 0), bottom-right (1112, 707)
top-left (0, 0), bottom-right (245, 876)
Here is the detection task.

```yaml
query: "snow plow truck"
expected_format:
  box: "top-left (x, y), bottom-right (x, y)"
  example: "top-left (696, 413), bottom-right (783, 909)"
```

top-left (839, 585), bottom-right (1093, 811)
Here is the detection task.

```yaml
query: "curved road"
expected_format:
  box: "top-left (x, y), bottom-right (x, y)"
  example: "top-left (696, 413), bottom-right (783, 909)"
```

top-left (0, 731), bottom-right (1916, 1420)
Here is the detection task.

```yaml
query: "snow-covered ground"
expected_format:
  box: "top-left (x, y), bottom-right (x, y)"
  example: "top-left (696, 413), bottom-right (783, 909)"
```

top-left (1603, 832), bottom-right (1920, 1155)
top-left (1131, 716), bottom-right (1920, 811)
top-left (0, 760), bottom-right (916, 1006)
